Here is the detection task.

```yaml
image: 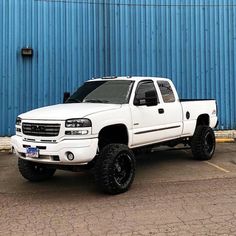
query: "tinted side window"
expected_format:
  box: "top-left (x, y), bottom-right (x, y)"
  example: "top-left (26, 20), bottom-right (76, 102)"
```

top-left (157, 81), bottom-right (175, 103)
top-left (135, 81), bottom-right (158, 103)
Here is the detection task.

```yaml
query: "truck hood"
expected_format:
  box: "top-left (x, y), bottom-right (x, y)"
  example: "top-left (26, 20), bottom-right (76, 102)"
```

top-left (19, 103), bottom-right (121, 120)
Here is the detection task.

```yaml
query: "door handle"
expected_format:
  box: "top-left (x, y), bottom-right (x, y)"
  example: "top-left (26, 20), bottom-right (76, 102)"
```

top-left (158, 108), bottom-right (164, 114)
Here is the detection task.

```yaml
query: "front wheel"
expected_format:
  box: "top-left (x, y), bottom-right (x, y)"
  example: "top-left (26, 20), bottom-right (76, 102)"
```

top-left (18, 158), bottom-right (56, 182)
top-left (191, 125), bottom-right (216, 160)
top-left (94, 144), bottom-right (136, 194)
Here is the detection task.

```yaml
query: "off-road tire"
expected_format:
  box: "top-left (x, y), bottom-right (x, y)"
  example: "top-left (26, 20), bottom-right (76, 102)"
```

top-left (18, 158), bottom-right (56, 182)
top-left (191, 125), bottom-right (216, 160)
top-left (94, 144), bottom-right (135, 195)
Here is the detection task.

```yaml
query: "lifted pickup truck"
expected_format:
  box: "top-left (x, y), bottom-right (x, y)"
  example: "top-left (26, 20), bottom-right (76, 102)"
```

top-left (11, 77), bottom-right (218, 194)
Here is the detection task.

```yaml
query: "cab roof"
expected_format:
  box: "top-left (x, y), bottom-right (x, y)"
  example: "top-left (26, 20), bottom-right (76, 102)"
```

top-left (88, 76), bottom-right (171, 82)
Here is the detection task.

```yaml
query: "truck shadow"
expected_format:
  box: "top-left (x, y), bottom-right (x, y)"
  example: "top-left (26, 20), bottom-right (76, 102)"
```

top-left (2, 147), bottom-right (195, 198)
top-left (23, 147), bottom-right (193, 196)
top-left (135, 147), bottom-right (193, 167)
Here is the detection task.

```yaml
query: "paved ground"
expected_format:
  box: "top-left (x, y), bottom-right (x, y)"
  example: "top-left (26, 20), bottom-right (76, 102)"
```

top-left (0, 143), bottom-right (236, 236)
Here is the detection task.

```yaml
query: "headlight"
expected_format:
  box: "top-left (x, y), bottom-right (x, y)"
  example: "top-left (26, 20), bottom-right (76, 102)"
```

top-left (16, 117), bottom-right (21, 126)
top-left (65, 118), bottom-right (92, 128)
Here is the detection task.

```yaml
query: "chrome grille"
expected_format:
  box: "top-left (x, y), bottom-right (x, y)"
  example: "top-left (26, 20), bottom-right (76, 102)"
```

top-left (22, 123), bottom-right (60, 137)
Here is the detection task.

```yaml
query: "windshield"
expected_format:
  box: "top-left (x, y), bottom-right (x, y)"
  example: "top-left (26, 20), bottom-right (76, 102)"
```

top-left (66, 80), bottom-right (134, 104)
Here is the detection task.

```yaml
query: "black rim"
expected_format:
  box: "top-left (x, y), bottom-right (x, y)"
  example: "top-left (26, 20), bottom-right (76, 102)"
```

top-left (34, 165), bottom-right (44, 173)
top-left (204, 131), bottom-right (215, 155)
top-left (30, 162), bottom-right (47, 173)
top-left (113, 152), bottom-right (133, 186)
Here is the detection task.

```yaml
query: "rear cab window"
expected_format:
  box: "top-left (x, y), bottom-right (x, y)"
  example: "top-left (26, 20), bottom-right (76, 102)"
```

top-left (157, 81), bottom-right (175, 103)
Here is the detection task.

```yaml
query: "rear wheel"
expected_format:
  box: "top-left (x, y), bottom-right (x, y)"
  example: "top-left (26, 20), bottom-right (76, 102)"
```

top-left (191, 125), bottom-right (216, 160)
top-left (94, 144), bottom-right (135, 194)
top-left (18, 158), bottom-right (56, 182)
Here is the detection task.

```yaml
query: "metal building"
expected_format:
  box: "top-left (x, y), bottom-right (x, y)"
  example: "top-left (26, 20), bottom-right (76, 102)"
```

top-left (0, 0), bottom-right (236, 135)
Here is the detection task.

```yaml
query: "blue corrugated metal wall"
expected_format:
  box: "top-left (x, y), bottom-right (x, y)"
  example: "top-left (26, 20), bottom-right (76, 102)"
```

top-left (0, 0), bottom-right (236, 135)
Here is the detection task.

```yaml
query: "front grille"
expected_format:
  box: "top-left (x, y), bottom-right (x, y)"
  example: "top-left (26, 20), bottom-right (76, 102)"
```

top-left (22, 123), bottom-right (61, 137)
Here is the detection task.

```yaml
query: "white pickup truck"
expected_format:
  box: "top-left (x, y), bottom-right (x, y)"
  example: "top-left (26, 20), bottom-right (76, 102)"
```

top-left (11, 77), bottom-right (218, 194)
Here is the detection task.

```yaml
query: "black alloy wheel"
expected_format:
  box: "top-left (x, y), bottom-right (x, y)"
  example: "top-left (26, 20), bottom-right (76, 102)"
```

top-left (94, 144), bottom-right (136, 194)
top-left (191, 125), bottom-right (216, 160)
top-left (18, 158), bottom-right (56, 181)
top-left (113, 152), bottom-right (133, 187)
top-left (204, 130), bottom-right (215, 156)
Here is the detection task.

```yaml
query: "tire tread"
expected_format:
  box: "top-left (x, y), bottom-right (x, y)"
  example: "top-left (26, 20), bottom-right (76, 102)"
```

top-left (94, 144), bottom-right (135, 194)
top-left (191, 125), bottom-right (215, 161)
top-left (18, 158), bottom-right (56, 182)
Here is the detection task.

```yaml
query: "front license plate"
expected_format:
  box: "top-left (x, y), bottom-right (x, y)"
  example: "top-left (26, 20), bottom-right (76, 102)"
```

top-left (26, 147), bottom-right (39, 158)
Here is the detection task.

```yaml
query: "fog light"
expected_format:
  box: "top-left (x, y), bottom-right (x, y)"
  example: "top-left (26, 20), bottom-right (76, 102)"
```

top-left (66, 152), bottom-right (74, 161)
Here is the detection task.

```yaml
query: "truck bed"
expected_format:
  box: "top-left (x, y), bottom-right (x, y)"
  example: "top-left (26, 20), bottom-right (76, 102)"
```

top-left (180, 99), bottom-right (215, 102)
top-left (180, 99), bottom-right (217, 136)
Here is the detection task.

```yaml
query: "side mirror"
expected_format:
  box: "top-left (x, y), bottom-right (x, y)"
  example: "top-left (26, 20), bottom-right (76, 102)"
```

top-left (145, 90), bottom-right (158, 106)
top-left (134, 98), bottom-right (145, 106)
top-left (63, 92), bottom-right (70, 103)
top-left (134, 91), bottom-right (158, 106)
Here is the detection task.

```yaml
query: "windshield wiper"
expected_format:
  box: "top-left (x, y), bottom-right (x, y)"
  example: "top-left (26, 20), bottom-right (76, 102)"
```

top-left (84, 99), bottom-right (109, 103)
top-left (66, 98), bottom-right (81, 103)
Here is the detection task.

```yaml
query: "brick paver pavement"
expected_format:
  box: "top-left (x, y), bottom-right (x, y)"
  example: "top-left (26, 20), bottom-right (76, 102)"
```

top-left (0, 144), bottom-right (236, 235)
top-left (1, 178), bottom-right (236, 236)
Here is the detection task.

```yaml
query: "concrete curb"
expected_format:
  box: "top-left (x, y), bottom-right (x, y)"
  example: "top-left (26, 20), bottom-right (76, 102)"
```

top-left (216, 138), bottom-right (235, 143)
top-left (0, 137), bottom-right (11, 152)
top-left (0, 130), bottom-right (235, 151)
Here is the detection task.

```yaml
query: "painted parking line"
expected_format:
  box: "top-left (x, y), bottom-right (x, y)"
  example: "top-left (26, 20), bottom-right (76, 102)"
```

top-left (204, 161), bottom-right (230, 173)
top-left (216, 138), bottom-right (235, 143)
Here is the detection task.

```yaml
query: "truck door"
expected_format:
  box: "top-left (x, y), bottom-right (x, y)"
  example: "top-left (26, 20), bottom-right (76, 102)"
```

top-left (131, 80), bottom-right (182, 147)
top-left (156, 80), bottom-right (183, 138)
top-left (131, 80), bottom-right (182, 146)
